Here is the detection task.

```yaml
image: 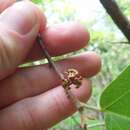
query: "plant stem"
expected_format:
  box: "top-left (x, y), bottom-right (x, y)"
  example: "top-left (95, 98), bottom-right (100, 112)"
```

top-left (37, 34), bottom-right (91, 130)
top-left (100, 0), bottom-right (130, 43)
top-left (37, 34), bottom-right (82, 108)
top-left (37, 34), bottom-right (64, 80)
top-left (80, 103), bottom-right (101, 112)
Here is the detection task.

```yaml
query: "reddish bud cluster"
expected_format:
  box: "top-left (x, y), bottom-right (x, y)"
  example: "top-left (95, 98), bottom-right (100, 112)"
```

top-left (62, 69), bottom-right (83, 90)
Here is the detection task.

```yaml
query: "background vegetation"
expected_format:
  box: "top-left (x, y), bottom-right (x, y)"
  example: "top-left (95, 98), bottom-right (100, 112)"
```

top-left (32, 0), bottom-right (130, 129)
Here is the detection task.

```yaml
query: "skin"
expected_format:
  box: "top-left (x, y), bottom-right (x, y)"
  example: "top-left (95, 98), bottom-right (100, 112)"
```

top-left (0, 1), bottom-right (101, 130)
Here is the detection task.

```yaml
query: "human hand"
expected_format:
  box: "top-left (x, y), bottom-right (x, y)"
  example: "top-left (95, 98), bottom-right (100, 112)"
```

top-left (0, 1), bottom-right (101, 130)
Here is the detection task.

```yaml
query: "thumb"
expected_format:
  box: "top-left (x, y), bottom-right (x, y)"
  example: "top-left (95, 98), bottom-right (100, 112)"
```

top-left (0, 1), bottom-right (45, 80)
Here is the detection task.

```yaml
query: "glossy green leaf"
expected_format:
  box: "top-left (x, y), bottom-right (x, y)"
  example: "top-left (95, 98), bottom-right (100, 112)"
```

top-left (100, 65), bottom-right (130, 117)
top-left (100, 65), bottom-right (130, 130)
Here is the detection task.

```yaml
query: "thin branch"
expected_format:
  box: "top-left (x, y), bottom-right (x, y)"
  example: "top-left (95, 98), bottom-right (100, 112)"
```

top-left (100, 0), bottom-right (130, 43)
top-left (80, 103), bottom-right (101, 113)
top-left (37, 34), bottom-right (84, 111)
top-left (37, 34), bottom-right (88, 129)
top-left (37, 34), bottom-right (64, 80)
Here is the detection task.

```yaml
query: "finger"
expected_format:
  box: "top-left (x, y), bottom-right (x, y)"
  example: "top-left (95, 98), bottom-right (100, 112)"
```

top-left (25, 22), bottom-right (90, 62)
top-left (0, 52), bottom-right (101, 108)
top-left (0, 1), bottom-right (89, 63)
top-left (0, 1), bottom-right (46, 80)
top-left (0, 79), bottom-right (91, 130)
top-left (0, 0), bottom-right (15, 13)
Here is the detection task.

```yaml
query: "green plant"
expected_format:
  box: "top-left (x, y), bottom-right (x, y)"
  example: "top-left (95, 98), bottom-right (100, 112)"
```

top-left (100, 65), bottom-right (130, 130)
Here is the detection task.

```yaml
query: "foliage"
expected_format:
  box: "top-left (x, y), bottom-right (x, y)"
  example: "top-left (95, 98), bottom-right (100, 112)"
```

top-left (100, 65), bottom-right (130, 130)
top-left (105, 112), bottom-right (130, 130)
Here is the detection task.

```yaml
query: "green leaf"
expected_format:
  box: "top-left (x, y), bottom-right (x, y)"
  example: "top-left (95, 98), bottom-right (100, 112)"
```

top-left (105, 112), bottom-right (130, 130)
top-left (100, 65), bottom-right (130, 130)
top-left (100, 65), bottom-right (130, 117)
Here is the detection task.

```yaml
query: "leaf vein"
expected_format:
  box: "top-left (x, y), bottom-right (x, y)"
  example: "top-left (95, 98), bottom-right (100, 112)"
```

top-left (102, 90), bottom-right (130, 111)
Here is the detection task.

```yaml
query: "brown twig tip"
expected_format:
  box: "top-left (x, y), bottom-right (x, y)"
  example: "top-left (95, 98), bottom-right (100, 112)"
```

top-left (37, 34), bottom-right (83, 89)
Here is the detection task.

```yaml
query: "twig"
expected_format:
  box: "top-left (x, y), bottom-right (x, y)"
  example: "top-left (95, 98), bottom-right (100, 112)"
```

top-left (37, 34), bottom-right (64, 80)
top-left (80, 103), bottom-right (101, 113)
top-left (37, 34), bottom-right (104, 130)
top-left (100, 0), bottom-right (130, 43)
top-left (37, 35), bottom-right (82, 103)
top-left (37, 34), bottom-right (88, 129)
top-left (37, 35), bottom-right (84, 107)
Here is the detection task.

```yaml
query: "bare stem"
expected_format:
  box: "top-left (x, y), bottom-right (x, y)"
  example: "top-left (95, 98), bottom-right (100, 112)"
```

top-left (100, 0), bottom-right (130, 42)
top-left (80, 103), bottom-right (101, 112)
top-left (37, 35), bottom-right (82, 108)
top-left (37, 34), bottom-right (64, 80)
top-left (37, 34), bottom-right (92, 130)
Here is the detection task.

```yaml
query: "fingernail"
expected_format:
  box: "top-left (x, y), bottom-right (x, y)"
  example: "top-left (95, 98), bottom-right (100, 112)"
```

top-left (0, 1), bottom-right (39, 35)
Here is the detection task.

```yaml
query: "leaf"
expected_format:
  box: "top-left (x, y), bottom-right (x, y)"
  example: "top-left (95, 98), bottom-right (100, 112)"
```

top-left (100, 65), bottom-right (130, 117)
top-left (105, 112), bottom-right (130, 130)
top-left (100, 65), bottom-right (130, 130)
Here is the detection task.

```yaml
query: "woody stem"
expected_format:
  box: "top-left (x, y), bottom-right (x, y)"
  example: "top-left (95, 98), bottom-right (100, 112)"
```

top-left (37, 34), bottom-right (64, 80)
top-left (37, 34), bottom-right (87, 129)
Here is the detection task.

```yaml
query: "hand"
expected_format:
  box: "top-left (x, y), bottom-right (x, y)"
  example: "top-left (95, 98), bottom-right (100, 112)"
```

top-left (0, 1), bottom-right (101, 130)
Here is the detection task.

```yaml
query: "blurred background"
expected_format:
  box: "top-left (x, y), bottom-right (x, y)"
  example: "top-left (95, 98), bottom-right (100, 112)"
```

top-left (32, 0), bottom-right (130, 129)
